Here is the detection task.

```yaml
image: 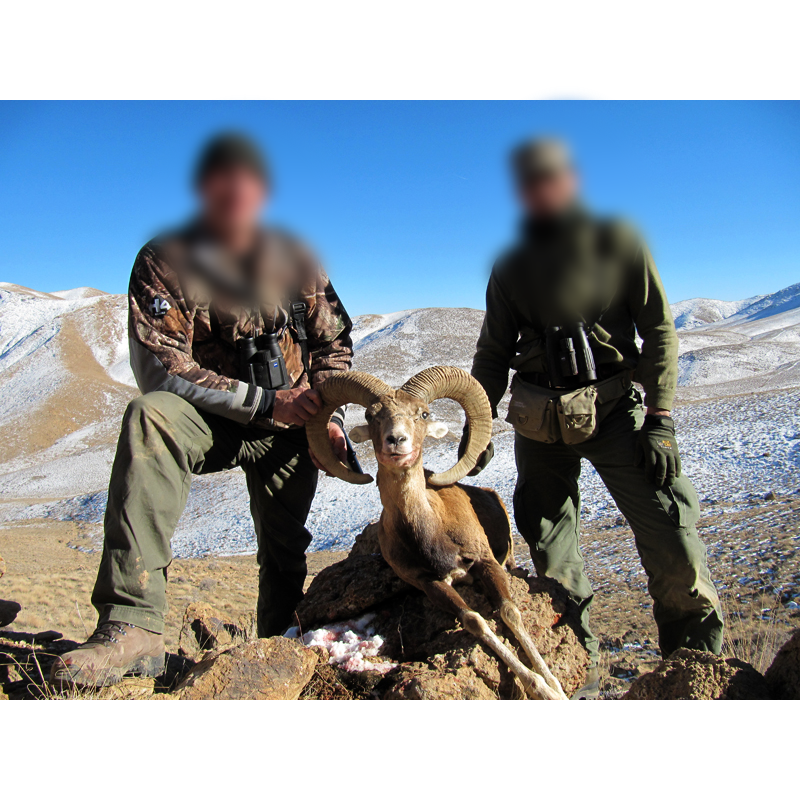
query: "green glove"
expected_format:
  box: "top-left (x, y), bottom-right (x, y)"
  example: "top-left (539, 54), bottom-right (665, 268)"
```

top-left (458, 425), bottom-right (495, 477)
top-left (634, 415), bottom-right (682, 488)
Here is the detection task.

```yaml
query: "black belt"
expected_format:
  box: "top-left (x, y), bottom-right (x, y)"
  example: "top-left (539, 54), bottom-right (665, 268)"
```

top-left (517, 366), bottom-right (625, 391)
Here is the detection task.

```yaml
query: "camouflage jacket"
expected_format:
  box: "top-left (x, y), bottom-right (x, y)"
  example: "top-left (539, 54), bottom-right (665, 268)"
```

top-left (472, 210), bottom-right (679, 413)
top-left (128, 224), bottom-right (353, 428)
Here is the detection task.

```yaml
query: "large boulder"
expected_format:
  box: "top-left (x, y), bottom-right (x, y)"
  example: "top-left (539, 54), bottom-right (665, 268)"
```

top-left (765, 629), bottom-right (800, 700)
top-left (297, 535), bottom-right (589, 699)
top-left (349, 521), bottom-right (381, 557)
top-left (294, 554), bottom-right (409, 630)
top-left (174, 638), bottom-right (318, 700)
top-left (623, 648), bottom-right (770, 700)
top-left (384, 662), bottom-right (499, 700)
top-left (178, 601), bottom-right (246, 660)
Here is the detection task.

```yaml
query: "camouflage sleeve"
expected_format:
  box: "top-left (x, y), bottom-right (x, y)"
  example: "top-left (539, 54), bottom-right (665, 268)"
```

top-left (628, 238), bottom-right (679, 411)
top-left (471, 266), bottom-right (520, 416)
top-left (299, 260), bottom-right (353, 390)
top-left (128, 243), bottom-right (263, 423)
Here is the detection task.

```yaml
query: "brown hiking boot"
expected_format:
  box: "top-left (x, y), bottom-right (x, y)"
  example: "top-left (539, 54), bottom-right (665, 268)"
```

top-left (50, 621), bottom-right (165, 688)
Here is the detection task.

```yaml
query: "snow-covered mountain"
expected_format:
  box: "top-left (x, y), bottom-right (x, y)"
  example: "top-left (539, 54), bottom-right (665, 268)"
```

top-left (674, 283), bottom-right (800, 399)
top-left (1, 280), bottom-right (798, 558)
top-left (671, 296), bottom-right (759, 330)
top-left (671, 283), bottom-right (800, 331)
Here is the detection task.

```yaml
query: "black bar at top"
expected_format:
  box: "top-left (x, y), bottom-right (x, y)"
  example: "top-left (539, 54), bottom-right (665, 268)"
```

top-left (125, 86), bottom-right (675, 100)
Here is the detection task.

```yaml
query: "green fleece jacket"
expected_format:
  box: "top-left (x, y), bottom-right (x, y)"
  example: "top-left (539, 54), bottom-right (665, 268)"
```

top-left (471, 211), bottom-right (679, 413)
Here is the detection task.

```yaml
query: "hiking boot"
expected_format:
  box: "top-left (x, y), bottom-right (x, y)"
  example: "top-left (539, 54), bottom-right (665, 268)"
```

top-left (571, 666), bottom-right (600, 700)
top-left (50, 621), bottom-right (165, 688)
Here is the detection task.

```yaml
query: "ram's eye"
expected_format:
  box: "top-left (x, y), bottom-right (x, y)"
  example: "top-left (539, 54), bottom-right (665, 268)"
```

top-left (421, 411), bottom-right (429, 420)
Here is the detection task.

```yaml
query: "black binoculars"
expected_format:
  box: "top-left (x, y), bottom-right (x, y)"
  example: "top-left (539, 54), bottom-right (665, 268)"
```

top-left (237, 333), bottom-right (291, 392)
top-left (545, 322), bottom-right (598, 390)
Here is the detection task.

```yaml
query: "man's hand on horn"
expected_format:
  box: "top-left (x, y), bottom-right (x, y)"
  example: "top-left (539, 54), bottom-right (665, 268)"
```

top-left (272, 387), bottom-right (323, 426)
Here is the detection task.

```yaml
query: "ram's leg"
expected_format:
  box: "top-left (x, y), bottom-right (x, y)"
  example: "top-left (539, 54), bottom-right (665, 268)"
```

top-left (421, 579), bottom-right (561, 701)
top-left (474, 560), bottom-right (568, 701)
top-left (500, 603), bottom-right (568, 700)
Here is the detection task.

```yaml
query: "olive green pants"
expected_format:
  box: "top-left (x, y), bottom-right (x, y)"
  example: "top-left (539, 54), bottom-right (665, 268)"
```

top-left (91, 392), bottom-right (318, 638)
top-left (513, 389), bottom-right (723, 667)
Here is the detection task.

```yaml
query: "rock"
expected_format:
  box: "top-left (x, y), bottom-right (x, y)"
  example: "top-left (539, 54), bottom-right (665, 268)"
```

top-left (294, 554), bottom-right (410, 630)
top-left (764, 491), bottom-right (777, 501)
top-left (349, 521), bottom-right (381, 557)
top-left (0, 600), bottom-right (21, 628)
top-left (174, 638), bottom-right (318, 700)
top-left (384, 663), bottom-right (498, 700)
top-left (31, 630), bottom-right (62, 643)
top-left (623, 648), bottom-right (770, 700)
top-left (765, 629), bottom-right (800, 699)
top-left (0, 685), bottom-right (7, 700)
top-left (178, 602), bottom-right (245, 660)
top-left (298, 552), bottom-right (588, 699)
top-left (1, 663), bottom-right (25, 684)
top-left (96, 677), bottom-right (155, 700)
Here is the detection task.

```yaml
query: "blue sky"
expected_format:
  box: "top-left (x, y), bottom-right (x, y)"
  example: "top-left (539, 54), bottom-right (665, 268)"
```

top-left (1, 101), bottom-right (797, 316)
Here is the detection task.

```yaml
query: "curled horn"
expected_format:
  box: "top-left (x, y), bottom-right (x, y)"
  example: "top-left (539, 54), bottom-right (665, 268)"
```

top-left (305, 371), bottom-right (393, 485)
top-left (401, 366), bottom-right (492, 486)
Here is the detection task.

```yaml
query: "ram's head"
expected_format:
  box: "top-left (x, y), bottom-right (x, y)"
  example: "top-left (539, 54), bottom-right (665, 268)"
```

top-left (306, 367), bottom-right (492, 486)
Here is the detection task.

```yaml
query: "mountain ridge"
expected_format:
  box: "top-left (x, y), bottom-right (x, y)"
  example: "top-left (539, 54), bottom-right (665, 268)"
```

top-left (1, 279), bottom-right (798, 560)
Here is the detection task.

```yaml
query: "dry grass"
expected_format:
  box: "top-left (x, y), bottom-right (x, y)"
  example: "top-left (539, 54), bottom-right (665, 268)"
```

top-left (721, 591), bottom-right (788, 674)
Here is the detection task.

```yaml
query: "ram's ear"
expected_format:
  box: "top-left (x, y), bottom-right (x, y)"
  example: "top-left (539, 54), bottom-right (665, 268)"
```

top-left (348, 425), bottom-right (372, 443)
top-left (425, 420), bottom-right (448, 439)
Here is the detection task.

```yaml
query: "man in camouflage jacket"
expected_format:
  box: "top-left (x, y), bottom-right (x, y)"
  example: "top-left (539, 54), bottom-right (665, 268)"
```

top-left (53, 134), bottom-right (353, 687)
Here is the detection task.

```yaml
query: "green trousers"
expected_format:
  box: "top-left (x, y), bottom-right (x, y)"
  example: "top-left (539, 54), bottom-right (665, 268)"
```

top-left (513, 389), bottom-right (723, 666)
top-left (91, 392), bottom-right (318, 638)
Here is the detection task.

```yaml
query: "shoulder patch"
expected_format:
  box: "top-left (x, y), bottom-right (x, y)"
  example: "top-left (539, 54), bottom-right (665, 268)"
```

top-left (150, 296), bottom-right (171, 318)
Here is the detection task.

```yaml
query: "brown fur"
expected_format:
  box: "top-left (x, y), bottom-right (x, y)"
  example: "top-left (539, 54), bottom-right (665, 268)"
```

top-left (353, 392), bottom-right (566, 698)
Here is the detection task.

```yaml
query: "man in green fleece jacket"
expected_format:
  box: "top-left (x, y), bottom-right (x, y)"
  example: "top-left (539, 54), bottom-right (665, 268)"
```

top-left (470, 138), bottom-right (723, 698)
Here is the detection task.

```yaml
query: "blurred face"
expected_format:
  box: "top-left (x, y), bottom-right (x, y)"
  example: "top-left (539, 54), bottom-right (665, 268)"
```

top-left (198, 166), bottom-right (267, 237)
top-left (517, 168), bottom-right (579, 218)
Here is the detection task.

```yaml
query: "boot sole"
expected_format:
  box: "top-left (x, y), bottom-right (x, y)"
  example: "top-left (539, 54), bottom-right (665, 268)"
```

top-left (51, 653), bottom-right (166, 690)
top-left (570, 681), bottom-right (600, 700)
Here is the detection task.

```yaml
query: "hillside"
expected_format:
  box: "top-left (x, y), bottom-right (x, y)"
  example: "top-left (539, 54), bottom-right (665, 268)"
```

top-left (2, 278), bottom-right (799, 699)
top-left (1, 279), bottom-right (799, 559)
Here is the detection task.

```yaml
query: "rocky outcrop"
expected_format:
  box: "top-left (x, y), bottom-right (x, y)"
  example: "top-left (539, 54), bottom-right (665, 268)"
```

top-left (178, 601), bottom-right (246, 661)
top-left (765, 629), bottom-right (800, 700)
top-left (385, 662), bottom-right (499, 700)
top-left (623, 648), bottom-right (770, 700)
top-left (349, 521), bottom-right (381, 557)
top-left (174, 638), bottom-right (318, 700)
top-left (295, 553), bottom-right (409, 630)
top-left (296, 531), bottom-right (589, 700)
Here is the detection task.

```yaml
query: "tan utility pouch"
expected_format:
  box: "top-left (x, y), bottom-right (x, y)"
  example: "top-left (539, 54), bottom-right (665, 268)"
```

top-left (557, 385), bottom-right (599, 445)
top-left (505, 375), bottom-right (561, 443)
top-left (507, 372), bottom-right (632, 445)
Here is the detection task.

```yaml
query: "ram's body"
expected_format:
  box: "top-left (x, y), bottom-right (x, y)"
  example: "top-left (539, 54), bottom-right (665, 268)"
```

top-left (376, 476), bottom-right (513, 589)
top-left (307, 367), bottom-right (567, 700)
